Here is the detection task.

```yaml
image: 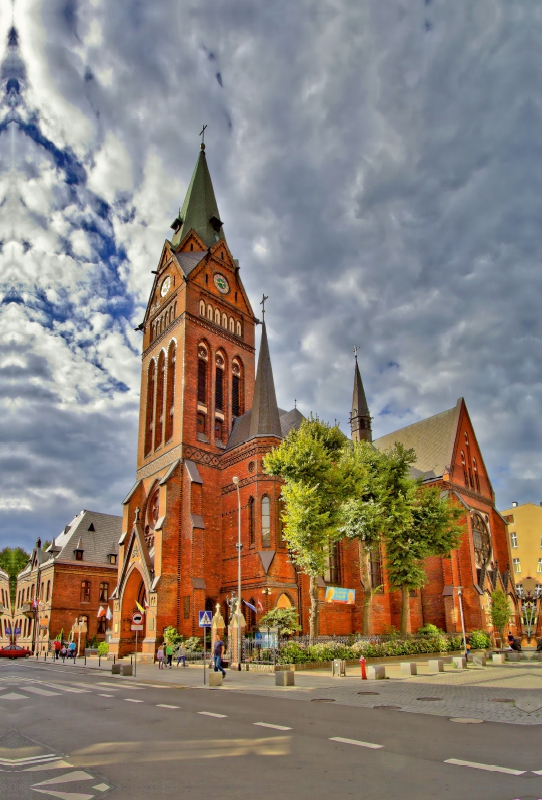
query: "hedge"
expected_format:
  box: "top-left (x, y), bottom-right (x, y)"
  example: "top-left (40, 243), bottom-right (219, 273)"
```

top-left (278, 635), bottom-right (465, 664)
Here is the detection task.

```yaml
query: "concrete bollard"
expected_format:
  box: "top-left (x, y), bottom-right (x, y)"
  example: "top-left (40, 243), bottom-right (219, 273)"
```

top-left (472, 655), bottom-right (486, 667)
top-left (120, 664), bottom-right (133, 676)
top-left (367, 665), bottom-right (386, 680)
top-left (506, 652), bottom-right (521, 662)
top-left (452, 657), bottom-right (466, 670)
top-left (111, 663), bottom-right (121, 674)
top-left (275, 670), bottom-right (295, 686)
top-left (400, 662), bottom-right (417, 676)
top-left (209, 672), bottom-right (223, 687)
top-left (428, 659), bottom-right (444, 672)
top-left (492, 653), bottom-right (506, 665)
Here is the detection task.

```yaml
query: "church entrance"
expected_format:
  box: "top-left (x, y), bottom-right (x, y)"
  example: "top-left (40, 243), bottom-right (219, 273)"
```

top-left (119, 568), bottom-right (147, 657)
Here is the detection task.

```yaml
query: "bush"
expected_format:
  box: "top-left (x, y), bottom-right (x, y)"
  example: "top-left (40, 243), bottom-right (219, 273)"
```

top-left (184, 636), bottom-right (203, 652)
top-left (163, 626), bottom-right (184, 648)
top-left (259, 607), bottom-right (301, 635)
top-left (97, 642), bottom-right (109, 656)
top-left (278, 642), bottom-right (308, 664)
top-left (278, 633), bottom-right (466, 664)
top-left (418, 623), bottom-right (443, 636)
top-left (469, 629), bottom-right (491, 649)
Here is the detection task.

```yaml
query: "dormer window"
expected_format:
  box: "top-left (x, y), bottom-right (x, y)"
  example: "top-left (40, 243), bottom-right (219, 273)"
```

top-left (73, 539), bottom-right (84, 561)
top-left (209, 215), bottom-right (223, 232)
top-left (109, 554), bottom-right (117, 565)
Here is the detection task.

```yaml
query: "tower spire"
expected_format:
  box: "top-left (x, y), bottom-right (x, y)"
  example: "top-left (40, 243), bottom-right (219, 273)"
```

top-left (249, 309), bottom-right (282, 440)
top-left (350, 348), bottom-right (371, 443)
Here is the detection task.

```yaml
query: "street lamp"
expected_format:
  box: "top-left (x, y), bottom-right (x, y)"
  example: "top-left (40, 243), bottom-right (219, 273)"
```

top-left (232, 476), bottom-right (242, 671)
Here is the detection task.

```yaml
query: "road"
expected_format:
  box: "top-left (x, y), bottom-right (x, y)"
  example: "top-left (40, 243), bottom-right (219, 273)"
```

top-left (1, 659), bottom-right (540, 800)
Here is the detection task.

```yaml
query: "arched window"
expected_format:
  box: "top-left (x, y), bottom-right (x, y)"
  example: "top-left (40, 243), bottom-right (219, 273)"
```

top-left (165, 341), bottom-right (176, 442)
top-left (473, 457), bottom-right (480, 493)
top-left (197, 344), bottom-right (208, 405)
top-left (324, 542), bottom-right (341, 584)
top-left (465, 432), bottom-right (469, 446)
top-left (214, 308), bottom-right (220, 325)
top-left (146, 488), bottom-right (160, 532)
top-left (99, 582), bottom-right (109, 602)
top-left (248, 496), bottom-right (255, 546)
top-left (222, 312), bottom-right (228, 328)
top-left (236, 321), bottom-right (242, 337)
top-left (145, 360), bottom-right (156, 456)
top-left (370, 547), bottom-right (384, 592)
top-left (207, 304), bottom-right (213, 321)
top-left (232, 359), bottom-right (243, 418)
top-left (214, 418), bottom-right (223, 441)
top-left (229, 317), bottom-right (234, 333)
top-left (215, 353), bottom-right (225, 412)
top-left (80, 581), bottom-right (91, 603)
top-left (154, 350), bottom-right (166, 449)
top-left (197, 412), bottom-right (206, 435)
top-left (472, 513), bottom-right (491, 567)
top-left (461, 451), bottom-right (468, 486)
top-left (261, 496), bottom-right (271, 547)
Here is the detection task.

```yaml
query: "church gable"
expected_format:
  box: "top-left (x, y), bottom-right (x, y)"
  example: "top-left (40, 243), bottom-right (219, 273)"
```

top-left (450, 400), bottom-right (493, 500)
top-left (143, 241), bottom-right (185, 326)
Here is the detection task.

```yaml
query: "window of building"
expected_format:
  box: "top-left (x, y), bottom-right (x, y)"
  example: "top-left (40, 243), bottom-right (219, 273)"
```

top-left (232, 359), bottom-right (243, 418)
top-left (197, 345), bottom-right (208, 405)
top-left (109, 554), bottom-right (117, 565)
top-left (75, 549), bottom-right (83, 561)
top-left (197, 412), bottom-right (206, 434)
top-left (472, 457), bottom-right (480, 493)
top-left (215, 354), bottom-right (224, 411)
top-left (261, 496), bottom-right (271, 547)
top-left (80, 581), bottom-right (91, 602)
top-left (154, 350), bottom-right (165, 449)
top-left (165, 341), bottom-right (176, 441)
top-left (222, 312), bottom-right (228, 328)
top-left (465, 432), bottom-right (469, 446)
top-left (214, 418), bottom-right (223, 440)
top-left (99, 582), bottom-right (109, 602)
top-left (503, 514), bottom-right (514, 523)
top-left (538, 559), bottom-right (542, 574)
top-left (207, 304), bottom-right (213, 321)
top-left (46, 581), bottom-right (50, 602)
top-left (324, 542), bottom-right (341, 584)
top-left (144, 360), bottom-right (156, 456)
top-left (248, 496), bottom-right (255, 546)
top-left (513, 558), bottom-right (521, 573)
top-left (229, 317), bottom-right (234, 333)
top-left (236, 321), bottom-right (242, 337)
top-left (199, 300), bottom-right (205, 316)
top-left (214, 308), bottom-right (221, 325)
top-left (510, 532), bottom-right (518, 548)
top-left (147, 489), bottom-right (160, 531)
top-left (472, 513), bottom-right (491, 567)
top-left (370, 549), bottom-right (384, 591)
top-left (461, 451), bottom-right (468, 486)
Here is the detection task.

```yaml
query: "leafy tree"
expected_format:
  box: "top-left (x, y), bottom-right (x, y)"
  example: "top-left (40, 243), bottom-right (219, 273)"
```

top-left (259, 606), bottom-right (301, 635)
top-left (490, 590), bottom-right (510, 646)
top-left (0, 547), bottom-right (30, 606)
top-left (264, 418), bottom-right (347, 641)
top-left (163, 626), bottom-right (183, 647)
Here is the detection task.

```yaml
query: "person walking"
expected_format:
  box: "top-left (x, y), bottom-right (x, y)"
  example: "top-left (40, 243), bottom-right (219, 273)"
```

top-left (60, 644), bottom-right (67, 662)
top-left (165, 643), bottom-right (174, 668)
top-left (213, 637), bottom-right (226, 678)
top-left (68, 640), bottom-right (76, 660)
top-left (156, 645), bottom-right (164, 669)
top-left (53, 640), bottom-right (61, 660)
top-left (176, 643), bottom-right (187, 668)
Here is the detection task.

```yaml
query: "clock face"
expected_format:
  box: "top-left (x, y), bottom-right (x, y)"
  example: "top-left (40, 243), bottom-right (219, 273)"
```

top-left (160, 276), bottom-right (171, 297)
top-left (214, 273), bottom-right (229, 294)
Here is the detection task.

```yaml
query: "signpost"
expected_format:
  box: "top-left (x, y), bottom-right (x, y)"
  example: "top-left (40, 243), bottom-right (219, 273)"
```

top-left (199, 610), bottom-right (212, 685)
top-left (131, 612), bottom-right (144, 677)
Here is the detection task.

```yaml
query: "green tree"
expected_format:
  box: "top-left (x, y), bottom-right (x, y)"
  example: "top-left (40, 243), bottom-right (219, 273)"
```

top-left (490, 590), bottom-right (510, 646)
top-left (0, 547), bottom-right (30, 607)
top-left (264, 418), bottom-right (347, 641)
top-left (259, 606), bottom-right (301, 635)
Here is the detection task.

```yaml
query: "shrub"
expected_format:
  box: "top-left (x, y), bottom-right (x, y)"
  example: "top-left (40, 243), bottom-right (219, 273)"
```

top-left (469, 629), bottom-right (491, 649)
top-left (97, 642), bottom-right (109, 656)
top-left (259, 607), bottom-right (301, 635)
top-left (278, 642), bottom-right (308, 664)
top-left (381, 624), bottom-right (401, 640)
top-left (184, 636), bottom-right (203, 652)
top-left (163, 626), bottom-right (184, 647)
top-left (418, 623), bottom-right (443, 636)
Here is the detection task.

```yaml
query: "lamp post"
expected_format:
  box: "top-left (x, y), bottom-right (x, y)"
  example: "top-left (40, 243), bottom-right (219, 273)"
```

top-left (232, 476), bottom-right (242, 671)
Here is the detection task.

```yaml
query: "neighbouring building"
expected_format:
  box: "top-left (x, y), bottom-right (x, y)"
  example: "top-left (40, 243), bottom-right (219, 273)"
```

top-left (15, 511), bottom-right (121, 652)
top-left (500, 502), bottom-right (542, 595)
top-left (0, 567), bottom-right (11, 645)
top-left (110, 142), bottom-right (519, 660)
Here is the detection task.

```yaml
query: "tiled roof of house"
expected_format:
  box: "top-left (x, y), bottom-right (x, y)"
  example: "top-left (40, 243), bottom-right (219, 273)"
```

top-left (45, 510), bottom-right (122, 566)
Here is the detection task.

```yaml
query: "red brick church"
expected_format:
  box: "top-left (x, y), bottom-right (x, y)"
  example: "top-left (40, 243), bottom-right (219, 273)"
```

top-left (110, 145), bottom-right (518, 659)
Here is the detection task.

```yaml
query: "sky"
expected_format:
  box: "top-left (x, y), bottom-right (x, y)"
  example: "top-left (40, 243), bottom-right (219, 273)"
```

top-left (1, 0), bottom-right (540, 551)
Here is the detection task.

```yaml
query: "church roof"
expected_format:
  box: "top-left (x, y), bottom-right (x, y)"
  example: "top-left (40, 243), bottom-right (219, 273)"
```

top-left (373, 399), bottom-right (462, 479)
top-left (226, 406), bottom-right (305, 451)
top-left (173, 250), bottom-right (207, 277)
top-left (248, 321), bottom-right (282, 440)
top-left (45, 510), bottom-right (122, 566)
top-left (170, 147), bottom-right (225, 250)
top-left (352, 357), bottom-right (370, 418)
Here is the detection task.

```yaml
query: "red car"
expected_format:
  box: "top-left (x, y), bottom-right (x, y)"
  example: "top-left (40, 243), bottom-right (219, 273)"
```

top-left (0, 645), bottom-right (32, 659)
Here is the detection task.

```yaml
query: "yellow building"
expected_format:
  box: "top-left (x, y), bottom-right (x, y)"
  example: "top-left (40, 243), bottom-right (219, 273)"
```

top-left (501, 502), bottom-right (542, 592)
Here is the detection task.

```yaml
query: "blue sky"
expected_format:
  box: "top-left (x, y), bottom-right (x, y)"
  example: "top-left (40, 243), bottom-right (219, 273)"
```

top-left (1, 0), bottom-right (540, 551)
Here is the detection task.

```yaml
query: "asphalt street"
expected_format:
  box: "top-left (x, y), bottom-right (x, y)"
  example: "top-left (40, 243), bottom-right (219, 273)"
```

top-left (1, 659), bottom-right (541, 800)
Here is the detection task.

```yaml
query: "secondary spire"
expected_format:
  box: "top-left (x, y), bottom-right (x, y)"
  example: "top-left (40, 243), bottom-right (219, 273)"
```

top-left (249, 301), bottom-right (282, 440)
top-left (350, 347), bottom-right (372, 443)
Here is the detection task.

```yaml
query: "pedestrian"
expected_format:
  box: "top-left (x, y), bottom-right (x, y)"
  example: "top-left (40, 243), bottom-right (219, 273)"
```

top-left (176, 643), bottom-right (187, 668)
top-left (60, 645), bottom-right (67, 662)
top-left (166, 643), bottom-right (173, 668)
top-left (157, 645), bottom-right (164, 669)
top-left (68, 641), bottom-right (76, 660)
top-left (507, 631), bottom-right (515, 646)
top-left (213, 637), bottom-right (226, 678)
top-left (53, 640), bottom-right (61, 660)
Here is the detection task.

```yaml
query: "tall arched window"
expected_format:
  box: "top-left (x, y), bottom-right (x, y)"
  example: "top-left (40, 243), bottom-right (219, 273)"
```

top-left (207, 304), bottom-right (213, 321)
top-left (261, 496), bottom-right (271, 547)
top-left (215, 308), bottom-right (221, 325)
top-left (473, 458), bottom-right (480, 493)
top-left (154, 350), bottom-right (166, 449)
top-left (222, 312), bottom-right (228, 328)
top-left (248, 496), bottom-right (255, 546)
top-left (80, 581), bottom-right (91, 602)
top-left (197, 345), bottom-right (208, 405)
top-left (472, 513), bottom-right (491, 567)
top-left (461, 451), bottom-right (468, 486)
top-left (145, 360), bottom-right (156, 456)
top-left (232, 359), bottom-right (243, 418)
top-left (236, 321), bottom-right (242, 337)
top-left (165, 341), bottom-right (176, 442)
top-left (215, 353), bottom-right (225, 412)
top-left (229, 317), bottom-right (235, 333)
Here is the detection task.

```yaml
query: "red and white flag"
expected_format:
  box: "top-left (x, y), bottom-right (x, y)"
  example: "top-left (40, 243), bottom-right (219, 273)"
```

top-left (97, 606), bottom-right (105, 618)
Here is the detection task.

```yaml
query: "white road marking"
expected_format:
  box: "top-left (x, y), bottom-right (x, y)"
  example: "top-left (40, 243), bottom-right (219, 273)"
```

top-left (329, 737), bottom-right (383, 749)
top-left (33, 771), bottom-right (94, 786)
top-left (25, 761), bottom-right (74, 772)
top-left (98, 694), bottom-right (114, 697)
top-left (0, 691), bottom-right (28, 700)
top-left (157, 704), bottom-right (180, 709)
top-left (124, 698), bottom-right (144, 703)
top-left (0, 754), bottom-right (61, 766)
top-left (198, 711), bottom-right (227, 718)
top-left (24, 686), bottom-right (61, 697)
top-left (444, 759), bottom-right (525, 775)
top-left (532, 769), bottom-right (542, 775)
top-left (253, 722), bottom-right (292, 731)
top-left (93, 785), bottom-right (110, 792)
top-left (31, 790), bottom-right (94, 799)
top-left (39, 683), bottom-right (89, 694)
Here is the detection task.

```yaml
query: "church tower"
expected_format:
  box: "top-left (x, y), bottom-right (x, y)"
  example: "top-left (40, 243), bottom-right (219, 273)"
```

top-left (350, 352), bottom-right (372, 443)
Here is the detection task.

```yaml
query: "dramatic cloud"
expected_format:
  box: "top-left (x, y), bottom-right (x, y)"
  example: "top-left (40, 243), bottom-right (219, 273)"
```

top-left (1, 0), bottom-right (540, 549)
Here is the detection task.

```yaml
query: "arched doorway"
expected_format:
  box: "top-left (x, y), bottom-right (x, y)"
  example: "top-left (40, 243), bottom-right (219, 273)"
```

top-left (119, 567), bottom-right (147, 656)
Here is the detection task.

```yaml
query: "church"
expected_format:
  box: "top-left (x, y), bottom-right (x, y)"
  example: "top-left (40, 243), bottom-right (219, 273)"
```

top-left (109, 143), bottom-right (518, 660)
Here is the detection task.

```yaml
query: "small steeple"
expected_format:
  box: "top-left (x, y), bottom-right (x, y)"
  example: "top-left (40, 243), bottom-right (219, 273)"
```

top-left (249, 301), bottom-right (282, 440)
top-left (170, 141), bottom-right (224, 249)
top-left (350, 347), bottom-right (372, 443)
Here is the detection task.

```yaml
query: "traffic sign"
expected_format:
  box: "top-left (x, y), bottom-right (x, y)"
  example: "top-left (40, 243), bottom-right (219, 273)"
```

top-left (131, 624), bottom-right (144, 631)
top-left (199, 610), bottom-right (212, 627)
top-left (132, 611), bottom-right (143, 625)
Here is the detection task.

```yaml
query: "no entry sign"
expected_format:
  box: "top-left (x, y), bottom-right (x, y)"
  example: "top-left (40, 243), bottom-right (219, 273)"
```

top-left (132, 611), bottom-right (144, 625)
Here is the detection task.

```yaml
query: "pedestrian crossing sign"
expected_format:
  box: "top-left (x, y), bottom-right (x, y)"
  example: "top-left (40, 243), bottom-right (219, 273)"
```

top-left (199, 610), bottom-right (212, 627)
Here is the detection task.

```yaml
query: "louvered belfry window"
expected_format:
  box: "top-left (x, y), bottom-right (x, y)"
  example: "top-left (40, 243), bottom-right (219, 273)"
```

top-left (232, 374), bottom-right (240, 417)
top-left (215, 366), bottom-right (224, 411)
top-left (197, 358), bottom-right (207, 404)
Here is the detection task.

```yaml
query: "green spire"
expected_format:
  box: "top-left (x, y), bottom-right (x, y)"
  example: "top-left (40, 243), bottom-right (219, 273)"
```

top-left (170, 145), bottom-right (225, 249)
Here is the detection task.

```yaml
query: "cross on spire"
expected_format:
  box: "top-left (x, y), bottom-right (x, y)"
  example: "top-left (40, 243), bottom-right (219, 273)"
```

top-left (352, 345), bottom-right (360, 360)
top-left (261, 294), bottom-right (269, 322)
top-left (199, 124), bottom-right (207, 149)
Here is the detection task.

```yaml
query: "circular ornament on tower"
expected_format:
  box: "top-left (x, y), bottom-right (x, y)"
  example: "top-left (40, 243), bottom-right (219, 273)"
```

top-left (160, 276), bottom-right (171, 297)
top-left (214, 273), bottom-right (229, 294)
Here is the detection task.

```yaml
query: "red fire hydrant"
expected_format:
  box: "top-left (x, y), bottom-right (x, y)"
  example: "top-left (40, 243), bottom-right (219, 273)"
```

top-left (360, 655), bottom-right (367, 680)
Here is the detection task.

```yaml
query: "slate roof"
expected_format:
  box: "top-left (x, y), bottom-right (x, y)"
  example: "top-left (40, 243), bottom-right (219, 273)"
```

top-left (44, 510), bottom-right (122, 566)
top-left (352, 357), bottom-right (370, 418)
top-left (170, 147), bottom-right (225, 250)
top-left (373, 399), bottom-right (462, 479)
top-left (226, 407), bottom-right (305, 452)
top-left (173, 250), bottom-right (206, 277)
top-left (248, 322), bottom-right (282, 440)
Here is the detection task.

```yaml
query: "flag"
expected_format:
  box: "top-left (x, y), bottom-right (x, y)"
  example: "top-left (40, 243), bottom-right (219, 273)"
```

top-left (135, 601), bottom-right (146, 615)
top-left (243, 599), bottom-right (257, 613)
top-left (97, 606), bottom-right (105, 618)
top-left (105, 605), bottom-right (112, 621)
top-left (256, 599), bottom-right (264, 612)
top-left (144, 597), bottom-right (150, 609)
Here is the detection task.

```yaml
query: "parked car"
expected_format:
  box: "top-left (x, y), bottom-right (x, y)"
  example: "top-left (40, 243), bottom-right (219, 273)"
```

top-left (0, 644), bottom-right (32, 659)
